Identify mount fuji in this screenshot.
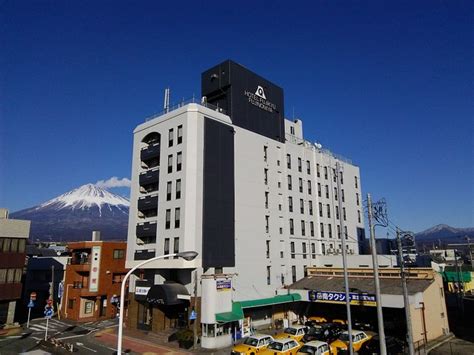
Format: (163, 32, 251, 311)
(10, 184, 129, 241)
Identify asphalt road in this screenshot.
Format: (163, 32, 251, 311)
(0, 317, 119, 355)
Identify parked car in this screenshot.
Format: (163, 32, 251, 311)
(330, 330, 373, 353)
(232, 334, 274, 355)
(297, 340, 335, 355)
(353, 319, 375, 331)
(358, 335, 406, 355)
(331, 319, 347, 326)
(259, 338, 302, 355)
(275, 325, 308, 342)
(305, 316, 328, 326)
(302, 323, 343, 344)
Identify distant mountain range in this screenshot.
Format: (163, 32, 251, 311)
(415, 224, 474, 247)
(10, 184, 129, 241)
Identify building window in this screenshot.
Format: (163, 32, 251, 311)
(165, 209, 171, 229)
(334, 187, 338, 201)
(279, 227, 283, 235)
(84, 300, 94, 314)
(325, 185, 329, 198)
(356, 193, 359, 206)
(355, 176, 358, 188)
(310, 221, 314, 236)
(320, 223, 325, 238)
(177, 125, 183, 144)
(301, 220, 306, 236)
(167, 181, 172, 201)
(342, 189, 345, 202)
(306, 160, 311, 174)
(302, 242, 307, 259)
(333, 168, 337, 183)
(281, 273, 285, 285)
(317, 164, 320, 178)
(0, 269, 6, 283)
(324, 166, 328, 180)
(265, 215, 270, 233)
(173, 237, 179, 255)
(289, 219, 294, 235)
(267, 266, 271, 285)
(319, 202, 323, 217)
(10, 239, 18, 253)
(287, 175, 292, 190)
(176, 152, 182, 171)
(277, 160, 280, 166)
(343, 207, 347, 221)
(327, 204, 331, 218)
(68, 299, 75, 309)
(176, 179, 181, 199)
(175, 208, 180, 228)
(292, 266, 296, 283)
(322, 243, 326, 255)
(288, 196, 293, 212)
(309, 201, 313, 215)
(265, 192, 269, 209)
(6, 269, 14, 283)
(328, 224, 333, 238)
(358, 210, 361, 223)
(318, 183, 321, 197)
(299, 178, 303, 193)
(290, 242, 295, 259)
(264, 145, 268, 162)
(300, 199, 304, 214)
(340, 172, 344, 184)
(337, 225, 341, 239)
(290, 126, 295, 135)
(168, 128, 174, 147)
(2, 238, 10, 252)
(167, 155, 173, 174)
(264, 168, 268, 185)
(298, 158, 302, 172)
(113, 249, 125, 259)
(278, 204, 282, 211)
(307, 180, 312, 195)
(311, 243, 316, 259)
(336, 206, 339, 220)
(344, 226, 348, 239)
(266, 240, 270, 259)
(164, 238, 170, 255)
(286, 154, 291, 169)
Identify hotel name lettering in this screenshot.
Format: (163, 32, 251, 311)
(243, 90, 277, 113)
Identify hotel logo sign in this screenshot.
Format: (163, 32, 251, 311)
(244, 85, 277, 113)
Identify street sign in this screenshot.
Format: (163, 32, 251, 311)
(30, 292, 37, 301)
(44, 308, 53, 319)
(189, 310, 197, 320)
(47, 299, 53, 305)
(58, 281, 64, 299)
(27, 300, 35, 308)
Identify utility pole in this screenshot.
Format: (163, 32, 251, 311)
(466, 236, 473, 265)
(50, 265, 55, 302)
(367, 193, 387, 355)
(336, 162, 353, 355)
(193, 269, 199, 349)
(396, 228, 415, 355)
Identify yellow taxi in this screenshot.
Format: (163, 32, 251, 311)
(275, 325, 308, 342)
(330, 330, 373, 352)
(297, 340, 336, 355)
(331, 319, 347, 326)
(307, 316, 327, 324)
(260, 338, 302, 355)
(231, 334, 274, 355)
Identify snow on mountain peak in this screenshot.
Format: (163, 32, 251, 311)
(38, 183, 130, 212)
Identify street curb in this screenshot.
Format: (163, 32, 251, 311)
(426, 333, 456, 353)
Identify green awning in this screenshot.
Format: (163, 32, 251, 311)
(240, 293, 302, 308)
(215, 294, 301, 323)
(216, 302, 244, 323)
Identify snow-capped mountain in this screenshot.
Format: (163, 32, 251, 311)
(415, 224, 474, 246)
(10, 184, 129, 241)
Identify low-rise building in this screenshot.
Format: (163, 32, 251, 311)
(0, 208, 30, 326)
(60, 232, 127, 322)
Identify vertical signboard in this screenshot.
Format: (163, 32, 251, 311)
(89, 246, 101, 292)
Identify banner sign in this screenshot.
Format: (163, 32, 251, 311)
(216, 279, 232, 292)
(89, 246, 101, 292)
(308, 290, 376, 307)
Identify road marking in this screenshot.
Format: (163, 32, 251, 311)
(0, 336, 22, 341)
(76, 342, 97, 353)
(56, 332, 92, 340)
(32, 336, 41, 340)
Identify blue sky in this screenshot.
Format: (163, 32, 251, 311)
(1, 1, 472, 232)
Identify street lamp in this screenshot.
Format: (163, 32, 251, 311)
(117, 251, 198, 354)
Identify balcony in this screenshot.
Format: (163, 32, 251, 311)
(134, 249, 156, 261)
(141, 143, 160, 164)
(138, 195, 158, 212)
(136, 222, 157, 238)
(139, 169, 159, 188)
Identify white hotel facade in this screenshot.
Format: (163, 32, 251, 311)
(125, 60, 365, 332)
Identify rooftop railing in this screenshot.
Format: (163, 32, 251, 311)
(145, 97, 226, 122)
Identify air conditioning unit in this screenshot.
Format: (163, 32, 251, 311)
(327, 248, 335, 255)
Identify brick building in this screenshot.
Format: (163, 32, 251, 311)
(0, 208, 30, 326)
(60, 232, 127, 322)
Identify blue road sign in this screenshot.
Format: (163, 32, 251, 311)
(27, 300, 35, 308)
(58, 281, 64, 299)
(189, 310, 197, 320)
(44, 308, 53, 319)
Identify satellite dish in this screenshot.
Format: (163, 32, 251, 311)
(315, 142, 322, 149)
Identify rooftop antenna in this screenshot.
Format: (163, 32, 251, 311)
(163, 87, 170, 113)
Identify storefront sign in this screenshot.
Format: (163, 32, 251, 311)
(89, 246, 101, 292)
(309, 290, 376, 307)
(135, 286, 151, 296)
(216, 279, 232, 291)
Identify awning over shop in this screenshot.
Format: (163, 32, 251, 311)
(146, 282, 190, 306)
(215, 294, 302, 323)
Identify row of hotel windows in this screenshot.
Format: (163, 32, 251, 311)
(0, 268, 22, 283)
(165, 208, 181, 229)
(164, 237, 180, 258)
(167, 152, 183, 174)
(288, 219, 349, 239)
(166, 179, 182, 201)
(168, 125, 183, 147)
(0, 238, 26, 253)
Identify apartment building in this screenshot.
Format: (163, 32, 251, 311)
(125, 60, 365, 332)
(0, 208, 30, 326)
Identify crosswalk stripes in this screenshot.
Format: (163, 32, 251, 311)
(28, 319, 70, 333)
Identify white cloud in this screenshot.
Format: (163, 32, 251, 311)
(95, 177, 131, 189)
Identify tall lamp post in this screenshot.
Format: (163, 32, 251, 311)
(117, 251, 198, 354)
